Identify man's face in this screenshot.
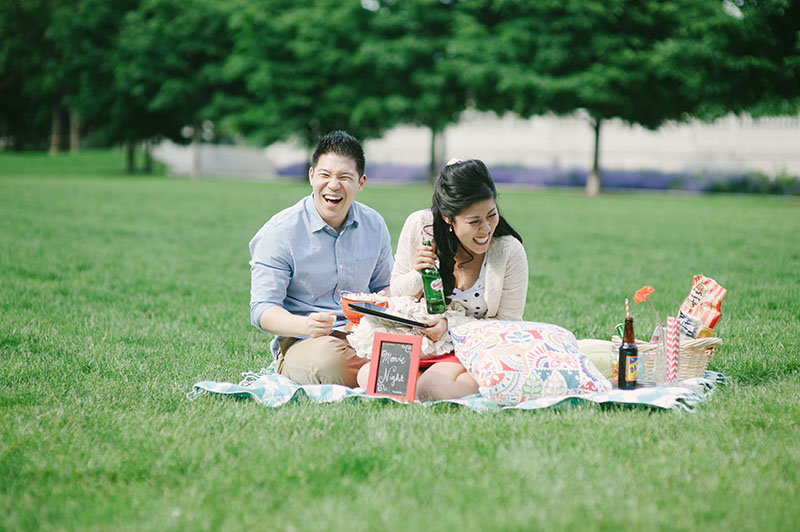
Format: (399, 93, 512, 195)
(309, 152, 366, 232)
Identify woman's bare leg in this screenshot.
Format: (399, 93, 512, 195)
(415, 362, 478, 401)
(356, 362, 372, 388)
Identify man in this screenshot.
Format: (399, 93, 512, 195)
(249, 130, 393, 386)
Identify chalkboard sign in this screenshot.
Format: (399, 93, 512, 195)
(366, 332, 422, 403)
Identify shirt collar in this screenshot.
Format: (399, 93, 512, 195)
(343, 201, 361, 230)
(305, 195, 328, 233)
(304, 194, 361, 233)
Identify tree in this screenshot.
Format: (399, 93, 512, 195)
(46, 0, 141, 154)
(113, 0, 234, 174)
(226, 0, 470, 177)
(360, 0, 469, 180)
(0, 0, 61, 151)
(653, 0, 800, 120)
(453, 0, 700, 195)
(224, 0, 391, 156)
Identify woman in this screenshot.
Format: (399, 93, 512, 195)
(357, 159, 529, 400)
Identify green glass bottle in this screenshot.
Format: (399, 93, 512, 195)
(420, 239, 446, 314)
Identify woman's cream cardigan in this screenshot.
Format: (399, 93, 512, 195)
(390, 209, 529, 327)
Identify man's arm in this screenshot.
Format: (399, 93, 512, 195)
(258, 306, 335, 338)
(250, 219, 338, 338)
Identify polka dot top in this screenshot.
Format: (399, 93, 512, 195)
(451, 257, 488, 318)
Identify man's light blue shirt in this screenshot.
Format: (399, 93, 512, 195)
(249, 194, 393, 334)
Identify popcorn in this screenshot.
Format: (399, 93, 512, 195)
(340, 291, 388, 303)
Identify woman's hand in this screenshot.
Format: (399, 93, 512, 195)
(423, 317, 448, 342)
(412, 241, 438, 273)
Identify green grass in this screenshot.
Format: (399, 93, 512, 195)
(0, 148, 166, 177)
(1, 151, 799, 531)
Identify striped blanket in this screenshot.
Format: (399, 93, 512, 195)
(189, 369, 729, 413)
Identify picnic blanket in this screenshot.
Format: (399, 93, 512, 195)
(188, 368, 729, 412)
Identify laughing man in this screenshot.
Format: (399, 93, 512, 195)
(249, 130, 394, 386)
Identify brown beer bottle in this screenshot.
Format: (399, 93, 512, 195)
(618, 316, 638, 389)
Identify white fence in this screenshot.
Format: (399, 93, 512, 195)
(157, 111, 800, 178)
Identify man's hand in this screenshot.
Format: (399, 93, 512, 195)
(413, 241, 437, 273)
(306, 312, 336, 338)
(423, 317, 448, 342)
(259, 306, 337, 338)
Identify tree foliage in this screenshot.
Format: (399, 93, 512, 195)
(1, 0, 797, 187)
(0, 0, 60, 149)
(113, 0, 233, 143)
(47, 0, 140, 145)
(224, 0, 385, 148)
(654, 0, 800, 119)
(453, 0, 708, 193)
(360, 0, 470, 178)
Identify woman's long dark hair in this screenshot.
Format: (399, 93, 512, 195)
(429, 159, 523, 300)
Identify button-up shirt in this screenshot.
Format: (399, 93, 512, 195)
(249, 194, 393, 333)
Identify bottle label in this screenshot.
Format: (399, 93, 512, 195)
(625, 355, 638, 381)
(430, 278, 443, 291)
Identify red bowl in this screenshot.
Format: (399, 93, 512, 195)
(341, 293, 388, 324)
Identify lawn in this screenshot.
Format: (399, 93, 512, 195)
(1, 151, 799, 531)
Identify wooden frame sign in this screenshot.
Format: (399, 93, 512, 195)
(366, 332, 422, 403)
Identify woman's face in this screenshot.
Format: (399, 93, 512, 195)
(446, 198, 499, 256)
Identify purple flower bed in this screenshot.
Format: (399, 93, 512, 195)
(277, 162, 429, 182)
(278, 162, 796, 194)
(484, 166, 729, 192)
(276, 162, 309, 177)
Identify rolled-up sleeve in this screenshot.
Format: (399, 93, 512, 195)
(496, 239, 528, 321)
(249, 224, 292, 331)
(390, 210, 428, 297)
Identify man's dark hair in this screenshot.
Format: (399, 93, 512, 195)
(311, 130, 366, 176)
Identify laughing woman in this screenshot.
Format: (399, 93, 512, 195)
(357, 158, 528, 400)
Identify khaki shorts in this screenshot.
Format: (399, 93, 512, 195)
(276, 331, 366, 387)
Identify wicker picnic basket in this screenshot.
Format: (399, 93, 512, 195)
(612, 336, 722, 381)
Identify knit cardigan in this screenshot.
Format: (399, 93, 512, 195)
(390, 209, 529, 326)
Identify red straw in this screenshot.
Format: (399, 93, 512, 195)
(625, 298, 630, 319)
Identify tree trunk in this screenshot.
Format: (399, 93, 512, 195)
(429, 128, 437, 183)
(69, 108, 80, 153)
(586, 118, 602, 196)
(0, 120, 8, 152)
(125, 140, 136, 174)
(190, 124, 202, 178)
(428, 126, 446, 183)
(49, 102, 61, 156)
(143, 139, 153, 174)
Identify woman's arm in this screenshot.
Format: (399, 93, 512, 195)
(494, 240, 529, 321)
(390, 210, 430, 297)
(443, 239, 529, 331)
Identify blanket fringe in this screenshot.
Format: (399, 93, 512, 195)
(186, 388, 207, 401)
(668, 371, 729, 411)
(674, 394, 702, 412)
(238, 367, 274, 387)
